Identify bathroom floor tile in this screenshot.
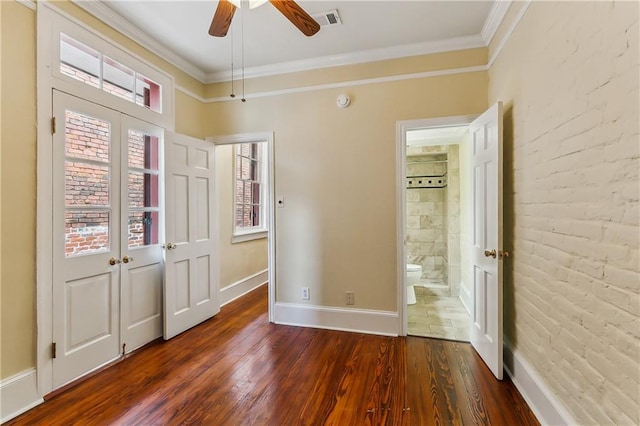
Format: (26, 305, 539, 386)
(408, 294, 470, 342)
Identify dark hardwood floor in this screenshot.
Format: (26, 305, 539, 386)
(7, 285, 539, 425)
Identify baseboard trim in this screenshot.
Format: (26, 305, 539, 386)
(0, 368, 43, 423)
(273, 302, 399, 336)
(503, 342, 575, 426)
(220, 269, 268, 307)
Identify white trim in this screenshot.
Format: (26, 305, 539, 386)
(504, 342, 575, 426)
(183, 65, 487, 104)
(70, 0, 207, 83)
(220, 269, 268, 307)
(175, 85, 206, 103)
(273, 303, 399, 337)
(487, 0, 532, 68)
(206, 35, 485, 83)
(481, 0, 512, 45)
(231, 230, 267, 244)
(0, 369, 43, 423)
(15, 0, 36, 10)
(207, 132, 276, 323)
(232, 141, 268, 239)
(396, 115, 478, 336)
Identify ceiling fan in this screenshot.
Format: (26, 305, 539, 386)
(209, 0, 321, 38)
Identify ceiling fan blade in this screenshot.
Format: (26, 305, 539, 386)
(209, 0, 237, 37)
(269, 0, 320, 37)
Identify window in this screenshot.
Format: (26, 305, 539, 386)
(60, 33, 162, 113)
(233, 142, 267, 241)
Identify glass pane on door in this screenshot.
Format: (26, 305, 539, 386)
(127, 129, 160, 248)
(64, 109, 113, 257)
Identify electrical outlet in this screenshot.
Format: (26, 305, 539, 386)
(301, 287, 310, 300)
(345, 291, 355, 305)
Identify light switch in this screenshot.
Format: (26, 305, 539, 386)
(276, 196, 285, 208)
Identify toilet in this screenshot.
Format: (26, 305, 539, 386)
(406, 263, 422, 305)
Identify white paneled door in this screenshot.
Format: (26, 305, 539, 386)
(120, 116, 164, 353)
(469, 102, 505, 380)
(164, 132, 219, 340)
(52, 91, 164, 388)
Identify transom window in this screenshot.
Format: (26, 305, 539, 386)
(60, 33, 162, 113)
(234, 142, 267, 241)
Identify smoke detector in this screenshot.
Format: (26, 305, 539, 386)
(312, 9, 342, 27)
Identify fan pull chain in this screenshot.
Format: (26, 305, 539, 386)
(240, 1, 246, 103)
(230, 28, 235, 98)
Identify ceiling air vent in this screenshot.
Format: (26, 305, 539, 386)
(312, 9, 342, 27)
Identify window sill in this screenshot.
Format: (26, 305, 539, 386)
(232, 230, 267, 244)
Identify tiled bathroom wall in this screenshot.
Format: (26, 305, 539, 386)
(406, 145, 461, 295)
(446, 145, 461, 296)
(406, 150, 447, 284)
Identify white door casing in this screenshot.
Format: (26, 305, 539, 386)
(52, 91, 122, 388)
(120, 116, 164, 353)
(469, 102, 504, 380)
(164, 132, 219, 339)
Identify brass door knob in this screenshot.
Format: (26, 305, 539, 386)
(165, 242, 177, 250)
(109, 257, 121, 266)
(122, 255, 134, 264)
(484, 249, 497, 258)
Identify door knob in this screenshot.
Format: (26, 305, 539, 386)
(499, 250, 510, 259)
(122, 255, 134, 264)
(164, 242, 177, 250)
(109, 257, 121, 266)
(484, 249, 497, 258)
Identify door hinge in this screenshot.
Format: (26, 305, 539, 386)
(51, 342, 57, 359)
(51, 116, 56, 135)
(122, 343, 126, 355)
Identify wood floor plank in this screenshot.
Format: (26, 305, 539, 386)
(7, 285, 539, 426)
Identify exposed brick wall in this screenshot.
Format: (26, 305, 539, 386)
(489, 2, 639, 424)
(64, 112, 152, 255)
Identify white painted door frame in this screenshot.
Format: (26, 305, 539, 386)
(207, 132, 275, 322)
(395, 115, 478, 336)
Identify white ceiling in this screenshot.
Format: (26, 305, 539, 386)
(90, 0, 497, 83)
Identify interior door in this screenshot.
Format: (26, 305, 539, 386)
(164, 131, 219, 339)
(52, 90, 122, 388)
(120, 116, 164, 353)
(469, 102, 504, 380)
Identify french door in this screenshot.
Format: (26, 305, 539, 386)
(52, 91, 163, 388)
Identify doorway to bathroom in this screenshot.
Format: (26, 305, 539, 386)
(398, 117, 474, 342)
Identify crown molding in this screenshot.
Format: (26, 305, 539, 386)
(205, 34, 485, 83)
(71, 0, 208, 83)
(70, 1, 511, 86)
(481, 0, 512, 45)
(487, 0, 531, 68)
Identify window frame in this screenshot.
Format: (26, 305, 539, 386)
(232, 141, 268, 243)
(48, 7, 174, 130)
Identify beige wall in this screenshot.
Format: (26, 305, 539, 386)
(214, 144, 268, 288)
(489, 2, 639, 424)
(0, 0, 207, 380)
(1, 0, 37, 378)
(205, 53, 488, 310)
